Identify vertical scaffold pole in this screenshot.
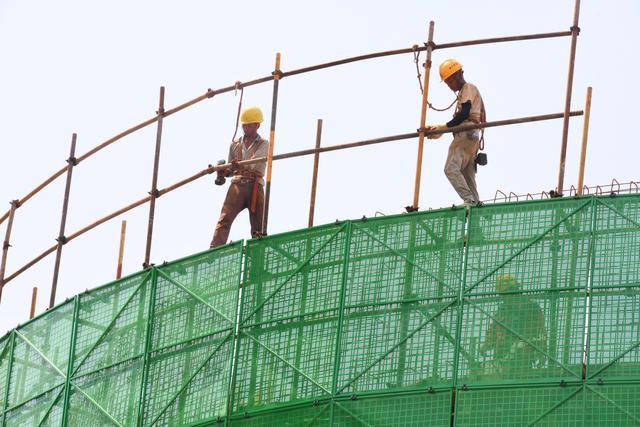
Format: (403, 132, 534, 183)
(261, 52, 281, 236)
(411, 21, 435, 211)
(144, 86, 165, 268)
(117, 220, 127, 279)
(576, 86, 592, 195)
(29, 287, 38, 319)
(49, 133, 77, 309)
(308, 119, 323, 227)
(0, 200, 18, 303)
(556, 0, 581, 195)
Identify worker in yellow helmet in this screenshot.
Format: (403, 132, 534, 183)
(427, 59, 486, 206)
(210, 106, 269, 247)
(480, 274, 547, 376)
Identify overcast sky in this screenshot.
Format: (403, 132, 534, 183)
(0, 0, 638, 335)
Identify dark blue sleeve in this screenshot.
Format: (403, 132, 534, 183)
(446, 101, 471, 127)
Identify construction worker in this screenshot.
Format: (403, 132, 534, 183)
(210, 106, 269, 248)
(480, 274, 547, 376)
(427, 59, 485, 206)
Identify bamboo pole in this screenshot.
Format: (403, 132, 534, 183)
(116, 220, 127, 279)
(0, 29, 574, 228)
(556, 0, 581, 195)
(261, 53, 281, 236)
(29, 287, 38, 319)
(308, 119, 323, 227)
(1, 110, 583, 288)
(0, 200, 18, 303)
(576, 87, 592, 195)
(49, 133, 78, 309)
(281, 31, 572, 78)
(411, 21, 435, 211)
(144, 87, 165, 268)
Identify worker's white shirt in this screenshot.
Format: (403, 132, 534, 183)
(228, 134, 269, 185)
(457, 83, 484, 125)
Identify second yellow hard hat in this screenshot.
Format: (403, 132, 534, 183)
(240, 106, 264, 124)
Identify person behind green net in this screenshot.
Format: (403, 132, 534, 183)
(479, 274, 547, 377)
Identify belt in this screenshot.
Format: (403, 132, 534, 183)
(233, 173, 262, 214)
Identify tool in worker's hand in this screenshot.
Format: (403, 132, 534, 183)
(214, 159, 227, 186)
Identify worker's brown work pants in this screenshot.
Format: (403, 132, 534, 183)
(210, 180, 264, 248)
(444, 131, 481, 204)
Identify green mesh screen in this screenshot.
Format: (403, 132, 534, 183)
(2, 195, 640, 426)
(1, 242, 243, 426)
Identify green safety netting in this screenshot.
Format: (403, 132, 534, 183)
(1, 195, 640, 426)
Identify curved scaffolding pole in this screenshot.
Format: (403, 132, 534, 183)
(0, 110, 583, 290)
(0, 29, 575, 227)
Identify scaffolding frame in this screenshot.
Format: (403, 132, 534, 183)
(0, 1, 589, 309)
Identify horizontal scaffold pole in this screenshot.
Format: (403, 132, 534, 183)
(0, 28, 573, 227)
(1, 109, 582, 288)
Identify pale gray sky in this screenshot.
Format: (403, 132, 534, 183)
(0, 0, 638, 334)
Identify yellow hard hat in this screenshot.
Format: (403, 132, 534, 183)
(439, 59, 463, 81)
(496, 274, 517, 292)
(240, 106, 264, 124)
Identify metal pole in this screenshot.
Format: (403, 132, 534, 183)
(261, 53, 281, 235)
(144, 86, 165, 268)
(411, 21, 435, 211)
(576, 86, 592, 195)
(117, 220, 127, 279)
(556, 0, 581, 195)
(308, 119, 323, 227)
(0, 110, 584, 289)
(49, 133, 77, 309)
(0, 200, 18, 303)
(29, 286, 38, 319)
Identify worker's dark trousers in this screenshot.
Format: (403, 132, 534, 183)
(210, 180, 264, 248)
(444, 131, 481, 204)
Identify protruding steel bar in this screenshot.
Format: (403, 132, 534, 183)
(0, 29, 574, 228)
(411, 21, 435, 211)
(144, 86, 165, 268)
(29, 287, 38, 319)
(0, 200, 18, 302)
(49, 133, 78, 308)
(556, 0, 581, 195)
(577, 86, 592, 195)
(308, 119, 323, 227)
(117, 220, 127, 279)
(2, 110, 583, 289)
(261, 53, 281, 235)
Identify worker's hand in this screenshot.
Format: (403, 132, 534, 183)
(230, 159, 239, 170)
(426, 124, 447, 139)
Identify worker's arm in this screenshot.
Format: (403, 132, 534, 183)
(446, 100, 471, 127)
(425, 101, 471, 139)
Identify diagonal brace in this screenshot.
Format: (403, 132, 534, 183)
(241, 224, 346, 325)
(157, 269, 234, 325)
(337, 299, 457, 394)
(465, 200, 591, 294)
(241, 329, 332, 395)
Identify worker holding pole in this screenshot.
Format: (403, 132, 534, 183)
(210, 106, 269, 248)
(427, 59, 486, 206)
